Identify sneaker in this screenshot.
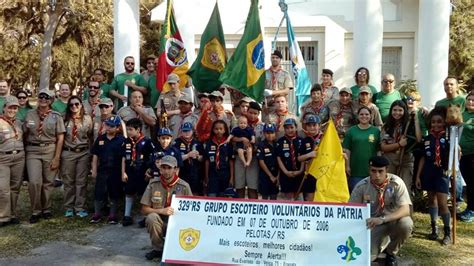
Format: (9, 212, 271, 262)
(42, 212, 53, 219)
(107, 215, 118, 225)
(460, 210, 474, 222)
(29, 214, 41, 224)
(90, 214, 101, 224)
(64, 210, 74, 218)
(385, 253, 398, 266)
(145, 249, 162, 260)
(138, 218, 146, 228)
(442, 235, 451, 245)
(76, 210, 89, 218)
(122, 216, 133, 226)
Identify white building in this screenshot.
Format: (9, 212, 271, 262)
(114, 0, 451, 108)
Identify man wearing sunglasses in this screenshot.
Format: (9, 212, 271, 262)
(109, 56, 148, 110)
(373, 73, 401, 122)
(83, 81, 102, 119)
(0, 80, 11, 114)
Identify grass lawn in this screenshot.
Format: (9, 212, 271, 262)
(1, 186, 473, 264)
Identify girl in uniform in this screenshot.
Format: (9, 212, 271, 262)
(256, 123, 279, 200)
(61, 96, 93, 218)
(24, 90, 66, 223)
(204, 120, 234, 197)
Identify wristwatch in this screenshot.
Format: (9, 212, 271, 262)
(379, 215, 386, 224)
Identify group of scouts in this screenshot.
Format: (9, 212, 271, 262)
(0, 51, 473, 263)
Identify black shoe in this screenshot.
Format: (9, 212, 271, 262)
(42, 212, 53, 219)
(122, 216, 133, 226)
(29, 214, 41, 224)
(9, 217, 20, 225)
(0, 221, 9, 227)
(53, 179, 63, 188)
(145, 249, 162, 260)
(385, 253, 398, 266)
(138, 218, 146, 228)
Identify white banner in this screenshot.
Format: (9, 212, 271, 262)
(163, 196, 370, 265)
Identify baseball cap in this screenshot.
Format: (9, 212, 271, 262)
(303, 114, 321, 124)
(167, 73, 180, 84)
(104, 115, 122, 127)
(209, 91, 224, 99)
(359, 86, 371, 94)
(178, 94, 193, 104)
(38, 89, 55, 98)
(283, 118, 297, 127)
(263, 123, 276, 133)
(369, 156, 390, 167)
(197, 92, 209, 99)
(157, 127, 173, 137)
(181, 122, 193, 132)
(4, 96, 19, 107)
(339, 87, 352, 95)
(223, 187, 238, 198)
(160, 155, 178, 168)
(100, 97, 113, 106)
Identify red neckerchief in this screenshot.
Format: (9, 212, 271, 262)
(393, 122, 402, 145)
(160, 174, 180, 207)
(71, 115, 81, 142)
(336, 103, 350, 126)
(370, 177, 390, 215)
(430, 129, 446, 167)
(0, 116, 18, 139)
(285, 134, 298, 169)
(276, 109, 289, 129)
(309, 132, 323, 146)
(247, 115, 260, 128)
(130, 132, 145, 161)
(37, 109, 52, 137)
(270, 66, 282, 89)
(310, 100, 324, 114)
(180, 136, 194, 165)
(89, 97, 100, 118)
(211, 136, 226, 169)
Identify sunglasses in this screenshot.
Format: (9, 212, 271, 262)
(357, 72, 367, 75)
(17, 96, 27, 100)
(125, 62, 135, 65)
(89, 85, 99, 89)
(383, 80, 394, 84)
(38, 94, 50, 100)
(99, 104, 111, 109)
(69, 102, 81, 107)
(406, 96, 416, 102)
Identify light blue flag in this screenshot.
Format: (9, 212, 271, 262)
(286, 12, 311, 115)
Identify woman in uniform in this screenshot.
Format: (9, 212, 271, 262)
(61, 96, 93, 218)
(24, 90, 66, 223)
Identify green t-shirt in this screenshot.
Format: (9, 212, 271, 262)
(0, 96, 5, 114)
(83, 83, 111, 101)
(16, 106, 32, 122)
(435, 95, 466, 112)
(373, 90, 402, 122)
(110, 72, 148, 109)
(51, 99, 68, 116)
(417, 109, 428, 137)
(148, 74, 160, 109)
(343, 125, 381, 177)
(460, 111, 474, 155)
(350, 84, 378, 100)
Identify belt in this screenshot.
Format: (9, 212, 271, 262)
(27, 142, 53, 147)
(0, 150, 22, 155)
(63, 147, 89, 152)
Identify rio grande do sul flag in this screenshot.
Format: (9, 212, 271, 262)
(156, 0, 189, 93)
(219, 0, 265, 102)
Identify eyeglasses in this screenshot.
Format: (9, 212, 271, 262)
(89, 85, 99, 89)
(406, 96, 416, 102)
(69, 102, 81, 107)
(357, 72, 367, 76)
(383, 80, 395, 84)
(17, 96, 27, 100)
(99, 104, 111, 109)
(125, 62, 135, 65)
(38, 94, 50, 100)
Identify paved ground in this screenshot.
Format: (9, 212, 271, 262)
(0, 225, 159, 265)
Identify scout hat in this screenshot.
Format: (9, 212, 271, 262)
(369, 156, 390, 167)
(263, 123, 276, 133)
(197, 92, 209, 99)
(4, 96, 19, 107)
(157, 127, 173, 137)
(38, 89, 55, 98)
(303, 114, 321, 124)
(209, 91, 224, 99)
(181, 122, 193, 132)
(178, 94, 193, 104)
(100, 97, 114, 106)
(339, 87, 352, 95)
(283, 118, 297, 127)
(359, 86, 372, 94)
(160, 155, 178, 168)
(322, 69, 334, 76)
(167, 73, 180, 84)
(104, 115, 121, 127)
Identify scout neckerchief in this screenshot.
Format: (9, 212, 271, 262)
(276, 109, 289, 130)
(336, 103, 350, 127)
(0, 116, 18, 139)
(270, 66, 282, 90)
(393, 122, 402, 148)
(310, 100, 324, 115)
(370, 177, 390, 215)
(285, 134, 298, 170)
(70, 115, 81, 142)
(247, 115, 260, 128)
(130, 132, 145, 161)
(310, 131, 323, 147)
(211, 135, 226, 169)
(98, 115, 111, 140)
(89, 97, 100, 118)
(160, 174, 180, 207)
(430, 129, 446, 167)
(180, 136, 194, 165)
(37, 109, 52, 137)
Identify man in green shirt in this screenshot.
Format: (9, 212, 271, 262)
(141, 55, 157, 107)
(83, 68, 112, 100)
(435, 77, 465, 111)
(0, 80, 10, 114)
(109, 56, 149, 110)
(51, 83, 72, 116)
(373, 73, 401, 122)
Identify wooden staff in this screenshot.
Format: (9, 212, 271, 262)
(396, 112, 415, 176)
(294, 172, 307, 201)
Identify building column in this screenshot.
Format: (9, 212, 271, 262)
(113, 0, 140, 75)
(417, 0, 450, 108)
(353, 0, 383, 89)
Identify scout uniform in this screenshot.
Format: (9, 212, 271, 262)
(299, 100, 329, 124)
(327, 96, 357, 140)
(204, 136, 234, 196)
(208, 91, 236, 129)
(141, 156, 192, 254)
(419, 132, 450, 194)
(275, 119, 303, 193)
(256, 124, 279, 198)
(0, 96, 25, 225)
(264, 67, 293, 108)
(153, 128, 183, 168)
(61, 114, 93, 216)
(298, 115, 323, 194)
(83, 97, 101, 120)
(349, 157, 413, 261)
(156, 73, 185, 120)
(168, 94, 199, 139)
(123, 133, 155, 196)
(117, 105, 157, 137)
(353, 86, 383, 127)
(24, 90, 66, 218)
(173, 123, 204, 195)
(265, 110, 299, 139)
(321, 69, 340, 103)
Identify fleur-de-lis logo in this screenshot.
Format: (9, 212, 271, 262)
(337, 236, 362, 262)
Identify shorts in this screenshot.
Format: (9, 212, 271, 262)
(302, 174, 317, 193)
(234, 158, 259, 190)
(258, 172, 279, 196)
(280, 173, 303, 193)
(124, 170, 147, 196)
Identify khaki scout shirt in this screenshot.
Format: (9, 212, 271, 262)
(169, 112, 199, 139)
(64, 115, 93, 149)
(264, 110, 299, 138)
(117, 106, 157, 137)
(140, 177, 192, 210)
(0, 118, 24, 152)
(349, 174, 412, 217)
(327, 100, 357, 140)
(83, 98, 101, 119)
(24, 110, 66, 144)
(156, 91, 186, 113)
(264, 68, 293, 104)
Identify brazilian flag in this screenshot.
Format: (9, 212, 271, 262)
(188, 2, 226, 93)
(219, 0, 265, 102)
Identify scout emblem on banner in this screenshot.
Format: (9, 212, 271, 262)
(179, 228, 200, 251)
(337, 236, 363, 262)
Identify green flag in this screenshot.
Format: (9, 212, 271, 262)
(219, 0, 265, 102)
(188, 2, 226, 93)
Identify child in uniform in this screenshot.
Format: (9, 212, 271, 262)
(204, 120, 234, 197)
(153, 128, 183, 170)
(256, 123, 279, 200)
(276, 118, 304, 200)
(90, 115, 126, 224)
(121, 118, 155, 226)
(227, 116, 255, 167)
